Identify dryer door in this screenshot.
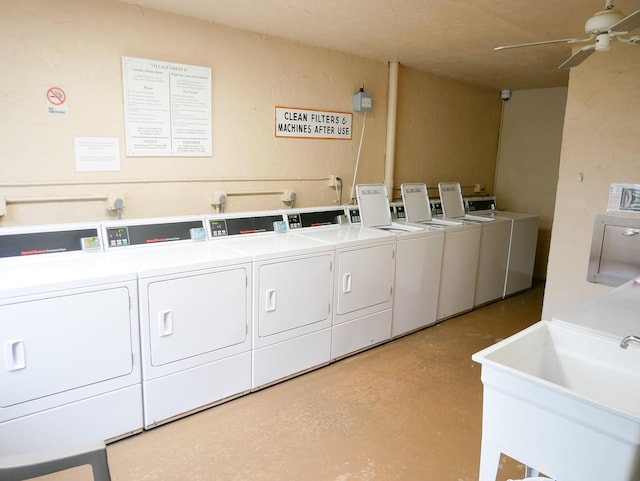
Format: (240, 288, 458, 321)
(146, 267, 249, 367)
(335, 243, 394, 315)
(0, 285, 133, 411)
(257, 254, 332, 337)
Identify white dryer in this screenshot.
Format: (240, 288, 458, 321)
(438, 182, 512, 307)
(400, 183, 482, 321)
(466, 196, 539, 297)
(206, 211, 334, 390)
(286, 206, 397, 359)
(355, 184, 446, 336)
(103, 216, 252, 428)
(0, 223, 142, 455)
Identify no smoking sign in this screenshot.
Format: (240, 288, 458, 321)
(46, 86, 68, 115)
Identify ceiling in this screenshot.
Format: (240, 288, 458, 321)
(118, 0, 639, 90)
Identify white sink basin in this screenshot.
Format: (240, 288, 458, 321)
(473, 320, 640, 481)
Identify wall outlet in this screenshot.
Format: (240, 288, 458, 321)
(328, 175, 339, 188)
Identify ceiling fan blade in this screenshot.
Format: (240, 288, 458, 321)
(494, 38, 582, 51)
(610, 9, 640, 33)
(558, 44, 596, 69)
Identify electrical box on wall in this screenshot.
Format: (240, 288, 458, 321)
(352, 89, 373, 112)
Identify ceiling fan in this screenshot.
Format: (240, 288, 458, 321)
(495, 0, 640, 69)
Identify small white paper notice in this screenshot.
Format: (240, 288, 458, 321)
(74, 137, 121, 172)
(608, 183, 640, 213)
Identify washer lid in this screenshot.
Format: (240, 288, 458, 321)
(401, 183, 433, 222)
(438, 182, 466, 218)
(356, 184, 392, 227)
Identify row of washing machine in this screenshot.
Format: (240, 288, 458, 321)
(0, 182, 538, 455)
(392, 183, 540, 300)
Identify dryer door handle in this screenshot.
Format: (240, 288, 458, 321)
(4, 339, 26, 371)
(159, 310, 173, 336)
(265, 289, 277, 312)
(343, 273, 352, 293)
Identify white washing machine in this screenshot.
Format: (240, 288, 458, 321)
(206, 211, 334, 390)
(285, 206, 397, 359)
(102, 216, 253, 428)
(355, 184, 446, 336)
(466, 196, 539, 297)
(438, 182, 512, 307)
(0, 223, 142, 455)
(400, 183, 482, 321)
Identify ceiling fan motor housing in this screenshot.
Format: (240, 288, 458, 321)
(585, 9, 625, 34)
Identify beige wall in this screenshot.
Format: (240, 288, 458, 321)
(542, 43, 640, 319)
(0, 0, 391, 225)
(495, 87, 567, 279)
(394, 66, 501, 201)
(0, 3, 502, 226)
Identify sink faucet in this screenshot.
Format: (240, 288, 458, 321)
(620, 335, 640, 349)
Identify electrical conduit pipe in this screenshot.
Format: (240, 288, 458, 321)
(384, 61, 399, 201)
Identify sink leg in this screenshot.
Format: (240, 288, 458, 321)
(478, 444, 501, 481)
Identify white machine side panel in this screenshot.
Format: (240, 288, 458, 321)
(474, 221, 512, 306)
(437, 228, 481, 320)
(336, 243, 394, 315)
(0, 287, 133, 407)
(505, 218, 539, 296)
(393, 235, 444, 336)
(258, 254, 331, 337)
(146, 267, 249, 367)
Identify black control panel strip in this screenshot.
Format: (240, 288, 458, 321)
(0, 229, 99, 258)
(210, 215, 283, 237)
(106, 220, 204, 247)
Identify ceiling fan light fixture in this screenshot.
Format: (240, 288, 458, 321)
(595, 33, 611, 50)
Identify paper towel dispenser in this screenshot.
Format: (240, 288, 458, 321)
(587, 214, 640, 286)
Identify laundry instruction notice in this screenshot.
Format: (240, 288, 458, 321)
(122, 56, 212, 157)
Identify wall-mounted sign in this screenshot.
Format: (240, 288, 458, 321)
(46, 86, 68, 115)
(74, 137, 120, 172)
(275, 107, 352, 140)
(122, 56, 212, 157)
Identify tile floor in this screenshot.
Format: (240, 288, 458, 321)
(53, 283, 545, 481)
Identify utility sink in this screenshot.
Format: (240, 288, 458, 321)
(473, 320, 640, 481)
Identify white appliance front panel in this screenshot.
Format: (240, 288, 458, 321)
(437, 227, 481, 320)
(505, 216, 539, 296)
(466, 210, 539, 297)
(145, 266, 250, 367)
(474, 219, 512, 306)
(143, 351, 251, 428)
(0, 386, 142, 455)
(0, 286, 134, 409)
(252, 328, 331, 389)
(335, 243, 394, 316)
(257, 254, 332, 338)
(393, 233, 445, 336)
(331, 309, 392, 360)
